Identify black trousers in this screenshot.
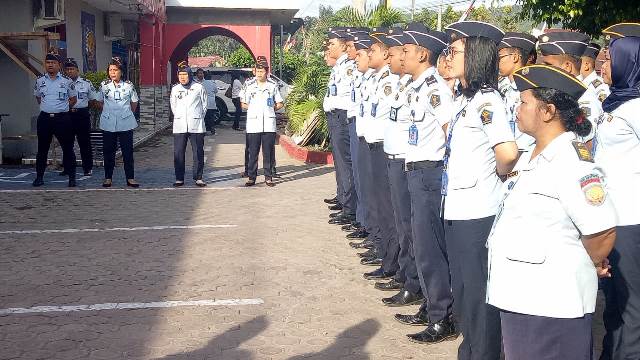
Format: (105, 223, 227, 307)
(387, 157, 419, 293)
(246, 132, 275, 180)
(244, 133, 249, 174)
(407, 165, 452, 321)
(502, 311, 593, 360)
(173, 132, 205, 181)
(70, 108, 92, 173)
(103, 130, 134, 180)
(35, 112, 76, 178)
(445, 216, 501, 360)
(232, 97, 242, 129)
(368, 145, 399, 274)
(327, 111, 344, 205)
(204, 109, 218, 131)
(601, 224, 640, 360)
(330, 110, 356, 215)
(358, 138, 379, 239)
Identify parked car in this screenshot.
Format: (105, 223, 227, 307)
(196, 67, 291, 119)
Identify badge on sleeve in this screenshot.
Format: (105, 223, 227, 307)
(408, 124, 418, 145)
(430, 94, 441, 108)
(598, 93, 607, 102)
(347, 68, 353, 76)
(580, 174, 606, 206)
(592, 79, 602, 88)
(384, 85, 392, 97)
(572, 141, 594, 162)
(481, 109, 493, 125)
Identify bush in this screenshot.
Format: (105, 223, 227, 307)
(226, 47, 254, 68)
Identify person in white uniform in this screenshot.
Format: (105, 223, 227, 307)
(194, 68, 218, 135)
(538, 31, 603, 144)
(442, 21, 519, 360)
(579, 42, 610, 103)
(170, 62, 208, 187)
(487, 64, 617, 360)
(240, 60, 283, 187)
(597, 22, 640, 360)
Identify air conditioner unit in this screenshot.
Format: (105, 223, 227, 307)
(33, 0, 65, 28)
(105, 13, 125, 40)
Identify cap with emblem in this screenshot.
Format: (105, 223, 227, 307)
(353, 34, 374, 50)
(582, 42, 601, 59)
(537, 31, 590, 57)
(176, 60, 190, 74)
(345, 27, 369, 41)
(64, 57, 79, 68)
(378, 26, 405, 47)
(603, 22, 640, 41)
(369, 27, 390, 44)
(45, 52, 62, 62)
(399, 22, 449, 55)
(328, 27, 349, 39)
(498, 32, 537, 54)
(513, 64, 587, 100)
(444, 21, 504, 44)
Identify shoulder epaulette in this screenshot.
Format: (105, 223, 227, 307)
(380, 70, 389, 79)
(572, 141, 594, 162)
(101, 79, 111, 85)
(425, 75, 437, 86)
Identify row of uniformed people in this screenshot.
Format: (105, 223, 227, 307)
(321, 21, 640, 359)
(32, 54, 140, 187)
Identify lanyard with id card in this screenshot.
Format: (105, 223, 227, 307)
(441, 98, 470, 196)
(408, 124, 418, 146)
(330, 84, 337, 96)
(114, 90, 122, 101)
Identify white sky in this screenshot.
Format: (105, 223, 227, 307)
(295, 0, 515, 17)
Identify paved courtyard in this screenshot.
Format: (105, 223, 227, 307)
(0, 125, 462, 359)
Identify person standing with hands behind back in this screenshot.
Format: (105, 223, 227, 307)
(96, 57, 140, 188)
(240, 59, 283, 187)
(170, 62, 208, 188)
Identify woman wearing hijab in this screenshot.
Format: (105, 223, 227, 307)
(170, 62, 208, 187)
(597, 22, 640, 360)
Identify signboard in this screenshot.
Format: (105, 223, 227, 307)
(81, 11, 97, 72)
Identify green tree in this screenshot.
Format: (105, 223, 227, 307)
(518, 0, 640, 36)
(271, 51, 305, 83)
(189, 36, 243, 59)
(226, 47, 254, 68)
(413, 6, 462, 29)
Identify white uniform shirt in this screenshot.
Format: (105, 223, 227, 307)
(328, 54, 356, 111)
(384, 74, 413, 156)
(347, 69, 363, 119)
(442, 88, 515, 220)
(487, 131, 617, 318)
(499, 77, 535, 150)
(593, 98, 640, 226)
(404, 67, 452, 163)
(355, 69, 375, 137)
(240, 78, 283, 134)
(96, 79, 139, 132)
(33, 72, 77, 113)
(580, 71, 610, 103)
(578, 86, 603, 142)
(71, 77, 97, 109)
(231, 79, 242, 99)
(364, 65, 398, 144)
(195, 79, 218, 110)
(323, 65, 337, 112)
(170, 82, 207, 134)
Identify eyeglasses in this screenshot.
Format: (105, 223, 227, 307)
(445, 47, 465, 58)
(498, 53, 514, 60)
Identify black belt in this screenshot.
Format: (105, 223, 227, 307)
(70, 107, 89, 113)
(40, 111, 66, 118)
(386, 153, 404, 160)
(358, 136, 366, 141)
(368, 141, 383, 150)
(405, 160, 444, 171)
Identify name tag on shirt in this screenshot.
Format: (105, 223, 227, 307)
(408, 124, 418, 146)
(267, 97, 274, 107)
(371, 103, 377, 117)
(351, 89, 356, 102)
(330, 84, 337, 96)
(114, 90, 122, 100)
(78, 92, 87, 99)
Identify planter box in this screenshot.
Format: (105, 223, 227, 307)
(278, 134, 333, 165)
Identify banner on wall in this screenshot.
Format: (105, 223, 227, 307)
(81, 11, 97, 73)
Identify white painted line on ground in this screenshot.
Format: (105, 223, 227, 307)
(0, 298, 264, 316)
(0, 187, 245, 193)
(0, 224, 237, 235)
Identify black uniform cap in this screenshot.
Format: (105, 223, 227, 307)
(537, 31, 589, 57)
(64, 58, 79, 68)
(353, 34, 374, 50)
(176, 60, 190, 73)
(378, 27, 405, 47)
(445, 21, 504, 44)
(45, 52, 62, 62)
(498, 32, 537, 54)
(603, 22, 640, 41)
(582, 42, 601, 59)
(369, 27, 390, 44)
(513, 64, 587, 100)
(327, 27, 349, 39)
(398, 22, 449, 55)
(344, 27, 369, 41)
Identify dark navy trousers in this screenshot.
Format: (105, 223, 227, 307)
(349, 120, 365, 226)
(387, 157, 419, 293)
(445, 216, 501, 360)
(329, 110, 356, 216)
(358, 137, 380, 242)
(601, 224, 640, 360)
(327, 111, 344, 206)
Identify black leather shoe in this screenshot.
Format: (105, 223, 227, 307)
(360, 257, 382, 266)
(328, 203, 343, 211)
(382, 289, 424, 307)
(358, 248, 376, 258)
(350, 240, 374, 249)
(394, 308, 429, 326)
(346, 229, 368, 239)
(363, 267, 395, 280)
(407, 316, 459, 344)
(374, 278, 404, 291)
(341, 223, 360, 232)
(68, 178, 77, 187)
(32, 178, 44, 187)
(324, 196, 338, 204)
(329, 211, 344, 219)
(328, 215, 355, 225)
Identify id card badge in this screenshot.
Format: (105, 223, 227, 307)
(441, 171, 448, 196)
(58, 92, 67, 100)
(359, 103, 364, 117)
(351, 89, 356, 102)
(408, 124, 418, 146)
(79, 92, 87, 99)
(509, 119, 515, 135)
(390, 107, 398, 122)
(267, 97, 274, 107)
(114, 90, 122, 100)
(330, 84, 337, 96)
(371, 103, 378, 117)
